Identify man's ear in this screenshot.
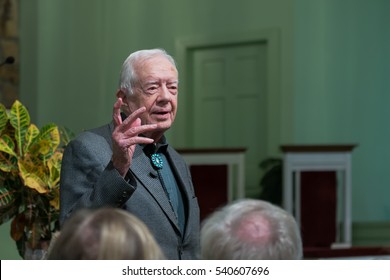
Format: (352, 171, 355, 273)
(116, 89, 131, 114)
(116, 89, 126, 99)
(117, 89, 129, 105)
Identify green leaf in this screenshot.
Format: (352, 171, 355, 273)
(37, 124, 60, 159)
(0, 134, 17, 157)
(0, 187, 18, 225)
(9, 100, 30, 157)
(0, 103, 9, 134)
(0, 186, 17, 208)
(0, 152, 15, 172)
(59, 126, 75, 147)
(23, 124, 40, 154)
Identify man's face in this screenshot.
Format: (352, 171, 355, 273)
(126, 55, 178, 134)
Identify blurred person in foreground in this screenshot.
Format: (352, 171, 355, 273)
(59, 48, 200, 259)
(48, 207, 165, 259)
(200, 198, 302, 260)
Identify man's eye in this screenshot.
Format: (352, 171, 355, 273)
(146, 86, 158, 93)
(168, 85, 178, 92)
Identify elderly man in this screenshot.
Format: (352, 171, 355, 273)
(200, 199, 302, 260)
(60, 49, 200, 260)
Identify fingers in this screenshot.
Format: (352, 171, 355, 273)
(113, 99, 146, 128)
(120, 135, 155, 147)
(124, 118, 157, 137)
(116, 106, 158, 136)
(122, 106, 147, 128)
(113, 98, 124, 126)
(112, 99, 158, 145)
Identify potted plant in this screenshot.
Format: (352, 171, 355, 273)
(0, 100, 72, 259)
(259, 157, 283, 207)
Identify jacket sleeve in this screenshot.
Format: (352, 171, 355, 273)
(59, 131, 136, 226)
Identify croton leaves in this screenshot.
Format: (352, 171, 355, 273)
(0, 187, 18, 224)
(0, 99, 69, 257)
(9, 100, 30, 157)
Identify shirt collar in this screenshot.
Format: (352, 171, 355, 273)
(142, 135, 168, 155)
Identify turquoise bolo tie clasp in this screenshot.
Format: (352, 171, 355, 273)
(151, 153, 164, 169)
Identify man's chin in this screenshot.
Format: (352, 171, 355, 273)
(157, 123, 172, 131)
(153, 118, 173, 127)
(146, 120, 170, 133)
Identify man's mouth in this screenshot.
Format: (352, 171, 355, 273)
(153, 110, 171, 119)
(153, 109, 171, 115)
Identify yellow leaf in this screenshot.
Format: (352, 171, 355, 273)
(18, 159, 48, 194)
(24, 176, 48, 194)
(49, 189, 60, 210)
(48, 151, 62, 187)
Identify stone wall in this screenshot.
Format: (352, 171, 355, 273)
(0, 0, 18, 108)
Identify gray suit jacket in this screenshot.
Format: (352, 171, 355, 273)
(59, 122, 200, 260)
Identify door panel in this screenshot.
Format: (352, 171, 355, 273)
(192, 43, 267, 195)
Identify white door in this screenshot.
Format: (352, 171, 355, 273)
(191, 43, 267, 196)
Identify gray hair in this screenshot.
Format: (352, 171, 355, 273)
(200, 199, 303, 260)
(118, 48, 177, 95)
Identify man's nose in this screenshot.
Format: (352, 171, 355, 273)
(158, 84, 172, 101)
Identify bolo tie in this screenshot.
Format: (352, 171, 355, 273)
(150, 151, 177, 218)
(151, 153, 164, 169)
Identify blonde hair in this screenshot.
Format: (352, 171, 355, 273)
(47, 207, 165, 260)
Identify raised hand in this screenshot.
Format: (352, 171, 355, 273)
(111, 98, 157, 176)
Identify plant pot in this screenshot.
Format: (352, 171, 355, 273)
(23, 240, 50, 260)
